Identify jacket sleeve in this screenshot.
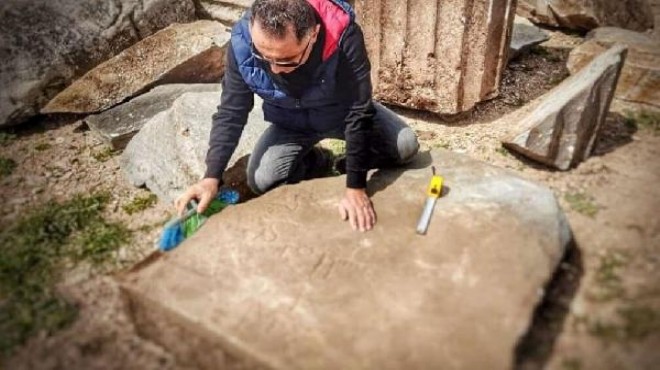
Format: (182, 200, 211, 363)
(340, 22, 376, 189)
(204, 44, 255, 180)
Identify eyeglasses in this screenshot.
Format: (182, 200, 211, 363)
(251, 36, 312, 68)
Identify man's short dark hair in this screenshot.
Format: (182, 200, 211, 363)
(250, 0, 318, 42)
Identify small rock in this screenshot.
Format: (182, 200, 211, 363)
(509, 16, 549, 60)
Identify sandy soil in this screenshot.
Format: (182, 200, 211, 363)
(1, 28, 659, 370)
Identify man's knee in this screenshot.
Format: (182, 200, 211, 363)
(396, 127, 419, 164)
(247, 147, 296, 195)
(247, 159, 280, 195)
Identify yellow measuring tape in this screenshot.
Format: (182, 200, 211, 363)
(417, 166, 443, 235)
(427, 172, 443, 198)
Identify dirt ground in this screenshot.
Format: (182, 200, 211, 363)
(1, 29, 659, 370)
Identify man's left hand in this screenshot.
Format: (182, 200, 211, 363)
(338, 188, 376, 232)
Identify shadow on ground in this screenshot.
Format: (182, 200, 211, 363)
(592, 112, 637, 157)
(514, 240, 584, 370)
(367, 150, 433, 197)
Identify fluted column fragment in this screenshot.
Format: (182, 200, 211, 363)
(355, 0, 517, 114)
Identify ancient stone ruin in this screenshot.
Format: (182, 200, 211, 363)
(354, 0, 517, 114)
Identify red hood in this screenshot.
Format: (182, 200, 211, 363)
(307, 0, 351, 61)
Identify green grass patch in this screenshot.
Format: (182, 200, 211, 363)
(319, 139, 346, 157)
(591, 250, 628, 301)
(0, 193, 131, 356)
(34, 142, 51, 151)
(92, 147, 117, 162)
(562, 358, 582, 370)
(496, 147, 511, 157)
(618, 305, 660, 340)
(0, 132, 17, 145)
(564, 191, 599, 218)
(624, 110, 660, 135)
(434, 141, 451, 150)
(122, 194, 158, 215)
(0, 157, 17, 177)
(583, 305, 660, 343)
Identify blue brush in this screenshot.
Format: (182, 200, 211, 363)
(158, 201, 198, 252)
(157, 189, 240, 252)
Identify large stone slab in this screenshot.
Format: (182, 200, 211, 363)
(120, 90, 268, 203)
(194, 0, 252, 25)
(0, 0, 196, 127)
(567, 27, 660, 114)
(509, 16, 550, 61)
(503, 45, 626, 170)
(42, 21, 230, 115)
(119, 150, 572, 370)
(517, 0, 654, 32)
(85, 84, 221, 150)
(354, 0, 516, 115)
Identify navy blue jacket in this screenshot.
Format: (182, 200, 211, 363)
(205, 0, 375, 188)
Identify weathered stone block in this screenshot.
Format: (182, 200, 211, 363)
(42, 21, 230, 115)
(509, 16, 549, 61)
(120, 89, 268, 203)
(85, 84, 222, 150)
(354, 0, 517, 114)
(567, 27, 660, 114)
(119, 150, 572, 370)
(194, 0, 253, 25)
(0, 0, 197, 127)
(503, 45, 627, 170)
(517, 0, 654, 32)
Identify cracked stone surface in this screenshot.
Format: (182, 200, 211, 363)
(119, 150, 572, 370)
(42, 20, 230, 115)
(0, 0, 196, 127)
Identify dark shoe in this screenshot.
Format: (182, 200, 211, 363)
(333, 155, 347, 175)
(304, 146, 335, 179)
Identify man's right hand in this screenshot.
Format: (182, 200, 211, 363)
(175, 178, 220, 216)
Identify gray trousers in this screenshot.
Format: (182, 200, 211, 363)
(247, 102, 419, 194)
